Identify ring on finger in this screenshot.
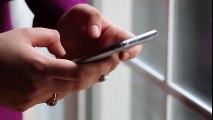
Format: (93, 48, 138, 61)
(46, 93, 57, 107)
(99, 75, 108, 82)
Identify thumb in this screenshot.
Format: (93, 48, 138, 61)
(88, 24, 101, 39)
(80, 4, 102, 38)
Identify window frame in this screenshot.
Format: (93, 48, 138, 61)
(79, 0, 212, 120)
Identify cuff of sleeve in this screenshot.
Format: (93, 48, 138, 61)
(32, 0, 88, 28)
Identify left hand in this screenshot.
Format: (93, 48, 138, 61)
(55, 4, 142, 61)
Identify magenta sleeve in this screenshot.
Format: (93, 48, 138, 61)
(25, 0, 88, 28)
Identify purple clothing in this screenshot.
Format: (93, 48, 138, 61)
(0, 2, 12, 32)
(25, 0, 88, 28)
(0, 107, 22, 120)
(0, 0, 87, 120)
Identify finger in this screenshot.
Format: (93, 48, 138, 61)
(45, 56, 120, 93)
(23, 28, 66, 56)
(46, 52, 119, 81)
(43, 55, 120, 94)
(119, 45, 143, 61)
(74, 4, 102, 38)
(81, 4, 102, 38)
(80, 55, 120, 80)
(111, 28, 143, 60)
(44, 57, 78, 80)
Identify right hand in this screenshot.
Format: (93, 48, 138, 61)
(56, 4, 142, 61)
(0, 28, 119, 111)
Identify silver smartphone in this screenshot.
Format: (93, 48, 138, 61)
(74, 30, 158, 63)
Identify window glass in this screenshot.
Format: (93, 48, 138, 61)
(169, 97, 206, 120)
(131, 72, 165, 120)
(171, 0, 212, 106)
(132, 0, 168, 75)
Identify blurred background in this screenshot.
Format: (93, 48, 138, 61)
(9, 0, 212, 120)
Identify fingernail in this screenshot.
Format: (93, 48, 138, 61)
(59, 43, 66, 56)
(121, 52, 131, 61)
(60, 46, 66, 56)
(89, 25, 101, 38)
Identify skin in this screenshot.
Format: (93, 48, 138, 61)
(56, 4, 142, 61)
(0, 4, 142, 111)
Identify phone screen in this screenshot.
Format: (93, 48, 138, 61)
(74, 30, 158, 63)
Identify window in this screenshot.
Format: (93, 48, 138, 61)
(171, 0, 212, 107)
(81, 0, 212, 120)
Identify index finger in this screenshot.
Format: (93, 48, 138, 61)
(46, 55, 120, 81)
(22, 28, 66, 56)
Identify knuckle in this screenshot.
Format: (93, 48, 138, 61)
(129, 48, 139, 59)
(106, 57, 119, 71)
(29, 57, 49, 78)
(72, 69, 85, 81)
(25, 57, 49, 92)
(51, 29, 60, 43)
(89, 10, 102, 20)
(75, 4, 90, 9)
(20, 28, 33, 38)
(20, 28, 32, 34)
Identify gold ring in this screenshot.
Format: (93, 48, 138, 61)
(46, 93, 57, 106)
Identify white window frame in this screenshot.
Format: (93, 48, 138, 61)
(79, 0, 212, 120)
(166, 0, 212, 119)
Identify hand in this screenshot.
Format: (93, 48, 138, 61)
(56, 4, 142, 61)
(0, 28, 118, 111)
